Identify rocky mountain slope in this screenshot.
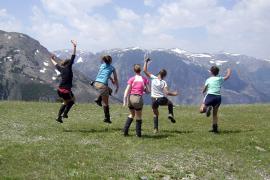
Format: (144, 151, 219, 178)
(56, 47, 270, 104)
(0, 30, 120, 103)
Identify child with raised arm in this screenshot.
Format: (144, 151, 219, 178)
(200, 66, 232, 133)
(50, 40, 77, 123)
(123, 64, 150, 137)
(143, 58, 179, 133)
(93, 55, 119, 124)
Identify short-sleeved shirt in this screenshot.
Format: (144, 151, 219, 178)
(127, 75, 149, 96)
(205, 76, 225, 95)
(55, 54, 75, 89)
(95, 63, 115, 85)
(150, 74, 168, 98)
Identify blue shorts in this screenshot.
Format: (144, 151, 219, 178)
(204, 94, 221, 107)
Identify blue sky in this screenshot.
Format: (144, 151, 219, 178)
(0, 0, 269, 59)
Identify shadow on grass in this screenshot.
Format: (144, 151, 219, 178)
(63, 128, 123, 133)
(162, 130, 194, 134)
(142, 134, 173, 139)
(219, 129, 254, 134)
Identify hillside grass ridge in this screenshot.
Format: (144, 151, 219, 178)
(0, 101, 269, 179)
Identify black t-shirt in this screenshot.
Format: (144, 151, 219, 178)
(55, 54, 75, 89)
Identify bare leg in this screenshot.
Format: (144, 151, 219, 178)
(200, 103, 207, 113)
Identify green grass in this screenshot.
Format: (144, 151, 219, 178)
(0, 101, 269, 179)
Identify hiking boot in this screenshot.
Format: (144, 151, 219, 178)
(104, 118, 112, 124)
(123, 117, 133, 136)
(209, 124, 219, 133)
(206, 106, 212, 117)
(168, 114, 176, 123)
(56, 116, 63, 123)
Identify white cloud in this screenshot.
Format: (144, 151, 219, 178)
(1, 0, 269, 58)
(0, 9, 21, 32)
(141, 0, 270, 58)
(116, 7, 140, 21)
(29, 6, 72, 50)
(41, 0, 112, 17)
(144, 0, 154, 7)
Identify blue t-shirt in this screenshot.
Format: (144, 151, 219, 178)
(95, 63, 115, 85)
(205, 76, 225, 95)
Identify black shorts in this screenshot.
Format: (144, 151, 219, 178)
(152, 97, 170, 109)
(57, 89, 74, 100)
(204, 94, 221, 107)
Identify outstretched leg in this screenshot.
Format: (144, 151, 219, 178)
(167, 100, 176, 123)
(56, 103, 66, 123)
(63, 99, 74, 118)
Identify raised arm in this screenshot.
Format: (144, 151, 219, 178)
(223, 68, 232, 81)
(71, 40, 77, 55)
(50, 55, 58, 66)
(69, 40, 77, 65)
(143, 58, 152, 78)
(112, 70, 119, 94)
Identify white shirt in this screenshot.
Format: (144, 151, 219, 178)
(150, 74, 168, 98)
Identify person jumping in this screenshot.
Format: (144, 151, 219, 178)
(200, 66, 232, 133)
(93, 55, 119, 124)
(143, 57, 179, 133)
(50, 40, 77, 123)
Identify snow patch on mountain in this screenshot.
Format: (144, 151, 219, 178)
(35, 49, 39, 55)
(43, 62, 49, 66)
(170, 48, 187, 54)
(77, 57, 83, 63)
(40, 68, 47, 73)
(223, 52, 241, 56)
(55, 69, 60, 75)
(190, 53, 212, 58)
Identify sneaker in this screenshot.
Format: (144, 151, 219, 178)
(94, 99, 102, 107)
(153, 128, 159, 134)
(206, 106, 212, 117)
(56, 116, 63, 123)
(104, 118, 112, 124)
(168, 114, 176, 123)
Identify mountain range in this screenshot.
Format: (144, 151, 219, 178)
(1, 30, 270, 104)
(55, 47, 270, 104)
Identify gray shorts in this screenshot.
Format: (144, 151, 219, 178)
(94, 82, 111, 96)
(128, 95, 143, 111)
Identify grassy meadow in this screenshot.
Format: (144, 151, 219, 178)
(0, 101, 269, 179)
